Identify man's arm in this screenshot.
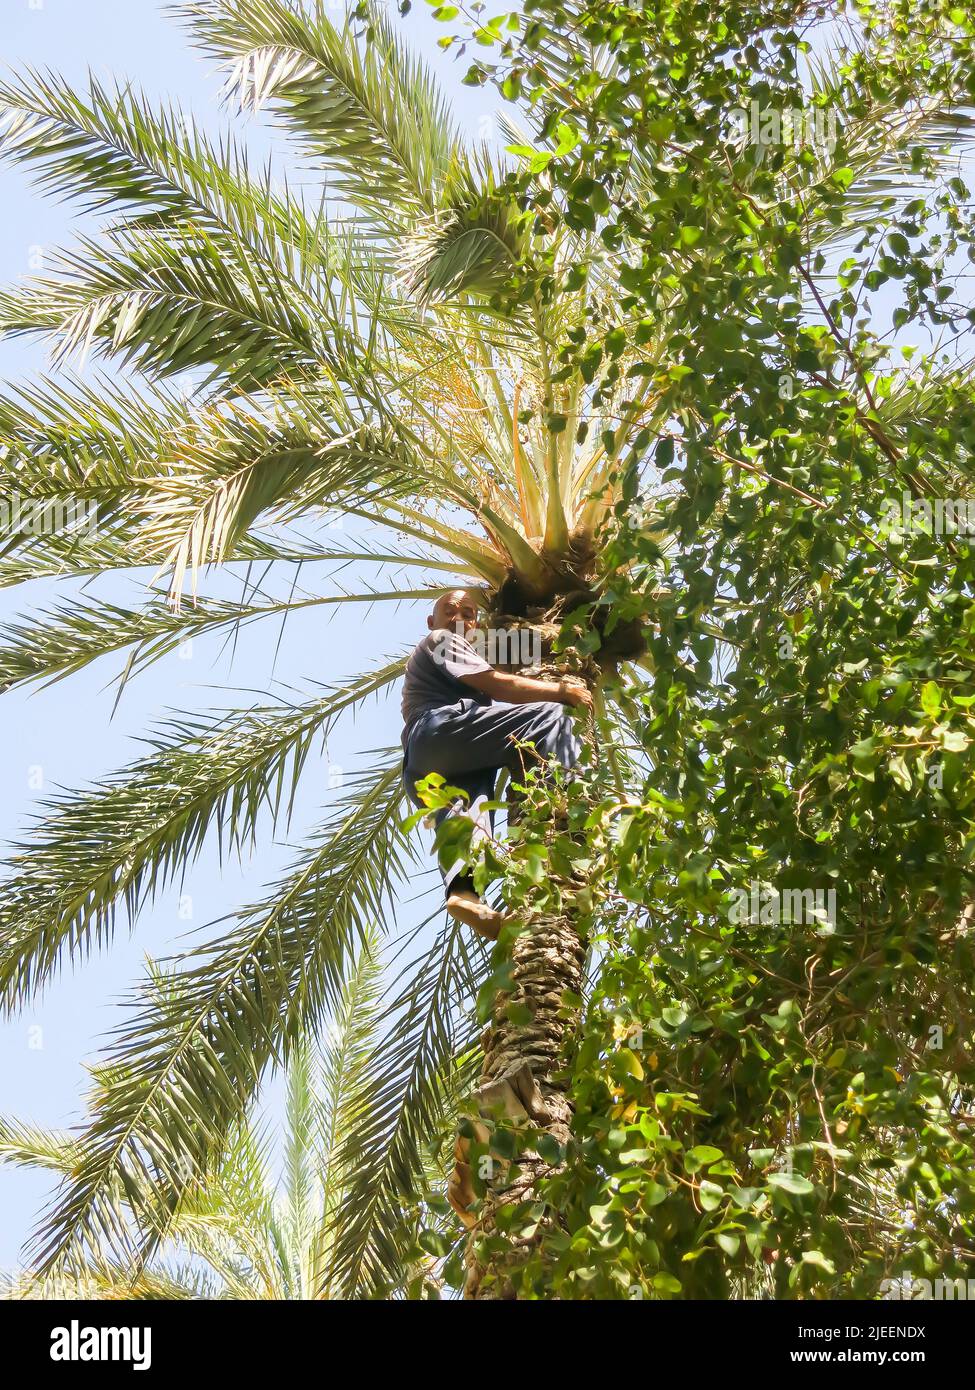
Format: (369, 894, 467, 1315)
(459, 666, 594, 710)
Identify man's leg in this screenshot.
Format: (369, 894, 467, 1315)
(430, 766, 496, 895)
(405, 699, 583, 938)
(404, 753, 504, 939)
(408, 699, 582, 783)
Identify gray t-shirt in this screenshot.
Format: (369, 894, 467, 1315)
(401, 629, 492, 744)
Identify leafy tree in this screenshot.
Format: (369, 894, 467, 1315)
(429, 0, 975, 1296)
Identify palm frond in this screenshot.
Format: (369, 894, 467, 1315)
(311, 925, 385, 1292)
(172, 0, 461, 231)
(803, 36, 975, 250)
(169, 1116, 282, 1297)
(324, 916, 484, 1298)
(0, 658, 406, 1010)
(30, 754, 414, 1272)
(0, 225, 329, 391)
(1, 1262, 203, 1300)
(0, 66, 327, 257)
(0, 585, 435, 693)
(0, 522, 371, 589)
(135, 398, 465, 599)
(402, 152, 525, 306)
(0, 1114, 81, 1174)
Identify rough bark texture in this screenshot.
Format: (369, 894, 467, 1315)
(448, 589, 603, 1297)
(463, 908, 587, 1299)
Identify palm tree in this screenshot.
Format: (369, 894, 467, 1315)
(2, 934, 451, 1299)
(0, 0, 649, 1300)
(1, 0, 971, 1300)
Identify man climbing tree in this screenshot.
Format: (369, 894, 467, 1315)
(402, 589, 593, 939)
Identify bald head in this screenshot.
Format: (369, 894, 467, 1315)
(428, 589, 479, 639)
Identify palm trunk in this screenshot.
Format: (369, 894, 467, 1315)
(459, 616, 597, 1299)
(464, 908, 587, 1298)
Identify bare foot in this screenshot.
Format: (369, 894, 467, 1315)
(446, 889, 505, 941)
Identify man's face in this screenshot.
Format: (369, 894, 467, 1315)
(429, 590, 478, 638)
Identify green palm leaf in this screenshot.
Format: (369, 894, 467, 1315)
(172, 0, 461, 230)
(323, 916, 484, 1297)
(30, 755, 412, 1272)
(0, 585, 435, 694)
(0, 660, 405, 1009)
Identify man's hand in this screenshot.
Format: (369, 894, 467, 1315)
(559, 679, 594, 712)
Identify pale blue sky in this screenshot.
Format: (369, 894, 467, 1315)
(0, 0, 498, 1271)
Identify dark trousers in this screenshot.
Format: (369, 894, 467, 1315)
(403, 697, 581, 896)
